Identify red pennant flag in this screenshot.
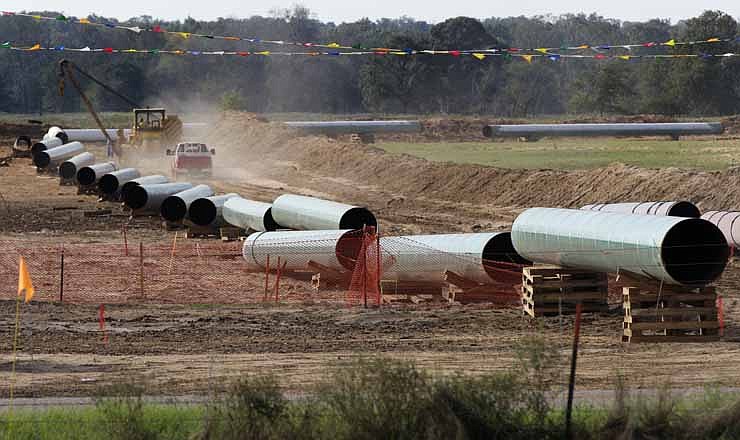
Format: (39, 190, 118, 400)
(103, 47, 113, 53)
(152, 25, 163, 33)
(238, 51, 250, 56)
(450, 50, 461, 57)
(594, 53, 606, 59)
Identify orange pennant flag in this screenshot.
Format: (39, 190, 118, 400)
(18, 257, 34, 303)
(27, 44, 41, 51)
(706, 37, 720, 42)
(522, 54, 533, 64)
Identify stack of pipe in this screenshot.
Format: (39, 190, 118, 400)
(120, 175, 170, 201)
(33, 142, 85, 169)
(59, 152, 96, 181)
(284, 120, 421, 135)
(98, 168, 141, 197)
(482, 122, 724, 139)
(160, 185, 214, 222)
(124, 182, 193, 214)
(511, 208, 729, 286)
(31, 137, 64, 156)
(188, 193, 241, 227)
(581, 201, 701, 218)
(272, 194, 376, 230)
(76, 162, 118, 187)
(222, 197, 279, 232)
(701, 211, 740, 250)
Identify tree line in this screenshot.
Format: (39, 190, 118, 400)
(0, 8, 738, 116)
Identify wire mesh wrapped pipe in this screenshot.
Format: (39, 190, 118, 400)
(124, 182, 193, 214)
(160, 184, 214, 222)
(58, 152, 95, 180)
(242, 229, 363, 272)
(222, 197, 279, 232)
(33, 142, 85, 169)
(284, 120, 421, 135)
(379, 232, 529, 284)
(188, 193, 241, 226)
(511, 208, 728, 286)
(119, 175, 170, 201)
(98, 168, 141, 195)
(76, 162, 117, 186)
(272, 194, 376, 231)
(581, 201, 700, 218)
(701, 211, 740, 250)
(482, 122, 724, 139)
(31, 137, 64, 156)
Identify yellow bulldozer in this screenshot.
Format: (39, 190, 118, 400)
(58, 60, 182, 157)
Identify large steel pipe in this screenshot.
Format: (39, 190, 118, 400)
(120, 175, 170, 201)
(59, 152, 96, 180)
(76, 162, 117, 187)
(188, 193, 241, 226)
(483, 122, 724, 139)
(284, 120, 421, 135)
(160, 184, 214, 222)
(44, 126, 68, 143)
(222, 197, 279, 232)
(242, 229, 363, 272)
(54, 128, 132, 143)
(511, 208, 729, 286)
(98, 168, 141, 195)
(33, 142, 85, 169)
(581, 201, 701, 218)
(272, 194, 377, 231)
(380, 233, 529, 284)
(124, 182, 193, 213)
(31, 137, 64, 156)
(701, 211, 740, 250)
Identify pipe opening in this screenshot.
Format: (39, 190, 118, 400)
(126, 186, 149, 210)
(15, 136, 31, 148)
(482, 126, 493, 138)
(99, 175, 119, 194)
(33, 153, 51, 168)
(59, 162, 78, 180)
(336, 230, 364, 271)
(189, 199, 217, 226)
(263, 208, 279, 231)
(31, 143, 48, 156)
(661, 219, 729, 285)
(667, 201, 701, 218)
(77, 167, 97, 186)
(56, 132, 69, 144)
(339, 207, 377, 230)
(161, 197, 188, 222)
(482, 233, 531, 280)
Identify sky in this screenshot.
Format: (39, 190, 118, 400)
(8, 1, 739, 24)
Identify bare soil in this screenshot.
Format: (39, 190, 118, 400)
(2, 115, 740, 398)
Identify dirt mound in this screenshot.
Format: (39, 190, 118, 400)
(207, 113, 740, 212)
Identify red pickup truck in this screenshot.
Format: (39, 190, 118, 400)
(166, 142, 215, 179)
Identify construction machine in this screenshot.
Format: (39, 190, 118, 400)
(57, 59, 182, 157)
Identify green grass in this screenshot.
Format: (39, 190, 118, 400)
(378, 137, 740, 170)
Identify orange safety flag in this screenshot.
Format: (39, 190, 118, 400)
(27, 44, 41, 51)
(18, 257, 34, 303)
(522, 54, 533, 64)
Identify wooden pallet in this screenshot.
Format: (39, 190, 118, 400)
(380, 280, 450, 304)
(522, 265, 608, 317)
(622, 286, 720, 343)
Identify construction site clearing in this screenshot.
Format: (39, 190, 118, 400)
(3, 112, 740, 399)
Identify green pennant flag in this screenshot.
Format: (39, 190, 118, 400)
(1, 42, 10, 48)
(352, 44, 366, 50)
(56, 14, 67, 21)
(149, 49, 160, 54)
(502, 52, 512, 60)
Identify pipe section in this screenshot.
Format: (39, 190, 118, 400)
(44, 126, 68, 143)
(124, 182, 193, 213)
(222, 197, 279, 232)
(98, 168, 141, 195)
(31, 137, 64, 156)
(33, 142, 85, 169)
(188, 193, 241, 226)
(76, 162, 117, 187)
(581, 201, 701, 218)
(701, 211, 740, 250)
(160, 184, 214, 222)
(242, 229, 363, 272)
(511, 208, 728, 286)
(272, 194, 377, 231)
(120, 175, 170, 201)
(483, 122, 724, 139)
(59, 152, 96, 180)
(380, 233, 529, 284)
(284, 120, 421, 135)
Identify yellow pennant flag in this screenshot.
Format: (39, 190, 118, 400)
(522, 54, 533, 64)
(27, 44, 41, 51)
(32, 15, 42, 20)
(618, 55, 631, 60)
(472, 53, 486, 60)
(178, 32, 191, 39)
(18, 257, 34, 303)
(256, 51, 270, 56)
(575, 44, 589, 50)
(327, 43, 341, 48)
(535, 48, 548, 54)
(664, 39, 676, 47)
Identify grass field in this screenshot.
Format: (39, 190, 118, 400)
(378, 137, 740, 170)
